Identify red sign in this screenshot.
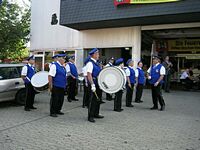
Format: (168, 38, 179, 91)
(114, 0, 130, 6)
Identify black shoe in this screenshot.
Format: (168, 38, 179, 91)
(160, 105, 165, 111)
(68, 99, 72, 102)
(150, 107, 158, 110)
(30, 106, 37, 109)
(57, 111, 64, 115)
(135, 100, 140, 103)
(99, 101, 105, 104)
(139, 100, 143, 103)
(24, 107, 30, 111)
(94, 115, 104, 119)
(72, 98, 79, 101)
(120, 109, 124, 111)
(50, 114, 58, 117)
(126, 104, 134, 107)
(88, 118, 95, 123)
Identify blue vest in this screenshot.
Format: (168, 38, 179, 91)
(68, 63, 78, 78)
(127, 66, 135, 84)
(149, 64, 164, 84)
(24, 64, 35, 84)
(90, 59, 101, 85)
(137, 68, 145, 84)
(53, 62, 67, 88)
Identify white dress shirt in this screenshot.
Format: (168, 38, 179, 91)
(82, 66, 87, 76)
(86, 58, 96, 73)
(147, 63, 166, 75)
(180, 71, 189, 79)
(125, 66, 134, 76)
(49, 61, 67, 77)
(21, 64, 34, 76)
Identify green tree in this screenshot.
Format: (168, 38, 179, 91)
(0, 0, 30, 61)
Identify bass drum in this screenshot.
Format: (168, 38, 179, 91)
(31, 71, 49, 92)
(98, 66, 126, 94)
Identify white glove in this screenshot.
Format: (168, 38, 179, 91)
(91, 84, 96, 92)
(148, 76, 151, 80)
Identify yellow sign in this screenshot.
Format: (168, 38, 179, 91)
(114, 0, 179, 6)
(130, 0, 179, 4)
(168, 39, 200, 51)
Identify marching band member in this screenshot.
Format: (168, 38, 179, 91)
(66, 55, 79, 102)
(82, 56, 91, 108)
(114, 58, 125, 112)
(135, 61, 145, 103)
(105, 57, 115, 101)
(49, 54, 58, 69)
(21, 55, 36, 111)
(125, 59, 135, 107)
(86, 48, 104, 123)
(147, 56, 166, 111)
(48, 54, 67, 117)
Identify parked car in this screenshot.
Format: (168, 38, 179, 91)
(0, 64, 26, 105)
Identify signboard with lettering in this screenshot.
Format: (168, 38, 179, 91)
(156, 39, 200, 52)
(114, 0, 179, 6)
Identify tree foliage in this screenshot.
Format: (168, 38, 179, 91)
(0, 0, 30, 61)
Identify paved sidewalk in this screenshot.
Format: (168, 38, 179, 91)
(0, 90, 200, 150)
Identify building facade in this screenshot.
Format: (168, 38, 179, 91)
(31, 0, 200, 79)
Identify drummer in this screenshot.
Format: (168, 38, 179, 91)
(21, 55, 36, 111)
(66, 55, 79, 102)
(125, 59, 135, 107)
(82, 56, 91, 108)
(114, 58, 125, 112)
(105, 57, 115, 101)
(48, 54, 67, 117)
(86, 48, 104, 123)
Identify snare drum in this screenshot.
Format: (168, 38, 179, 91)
(98, 66, 126, 94)
(31, 71, 49, 92)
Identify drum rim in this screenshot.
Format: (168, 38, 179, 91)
(98, 66, 126, 94)
(31, 71, 49, 88)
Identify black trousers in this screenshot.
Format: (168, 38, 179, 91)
(106, 93, 112, 100)
(88, 86, 101, 119)
(67, 76, 77, 100)
(126, 84, 134, 106)
(25, 83, 35, 108)
(135, 84, 144, 102)
(114, 90, 123, 111)
(164, 74, 171, 92)
(50, 86, 65, 114)
(151, 84, 165, 108)
(83, 79, 90, 107)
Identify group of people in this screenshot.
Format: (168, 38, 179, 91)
(21, 48, 166, 123)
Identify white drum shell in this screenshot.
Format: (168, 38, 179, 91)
(31, 71, 49, 92)
(98, 66, 126, 94)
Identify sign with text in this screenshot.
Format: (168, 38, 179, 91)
(114, 0, 179, 6)
(156, 39, 200, 52)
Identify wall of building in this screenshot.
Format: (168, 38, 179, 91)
(30, 0, 79, 51)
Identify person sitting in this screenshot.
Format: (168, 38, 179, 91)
(180, 68, 194, 90)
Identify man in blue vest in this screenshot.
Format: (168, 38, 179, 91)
(66, 55, 79, 102)
(86, 48, 104, 123)
(82, 56, 91, 108)
(105, 57, 115, 101)
(48, 54, 67, 117)
(147, 56, 166, 111)
(49, 54, 58, 69)
(125, 59, 135, 107)
(114, 58, 125, 112)
(135, 61, 145, 103)
(21, 55, 36, 111)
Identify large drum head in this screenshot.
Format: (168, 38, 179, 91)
(98, 67, 126, 94)
(31, 71, 49, 92)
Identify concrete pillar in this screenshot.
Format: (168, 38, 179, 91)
(132, 26, 141, 68)
(75, 49, 84, 74)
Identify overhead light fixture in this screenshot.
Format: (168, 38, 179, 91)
(125, 47, 130, 50)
